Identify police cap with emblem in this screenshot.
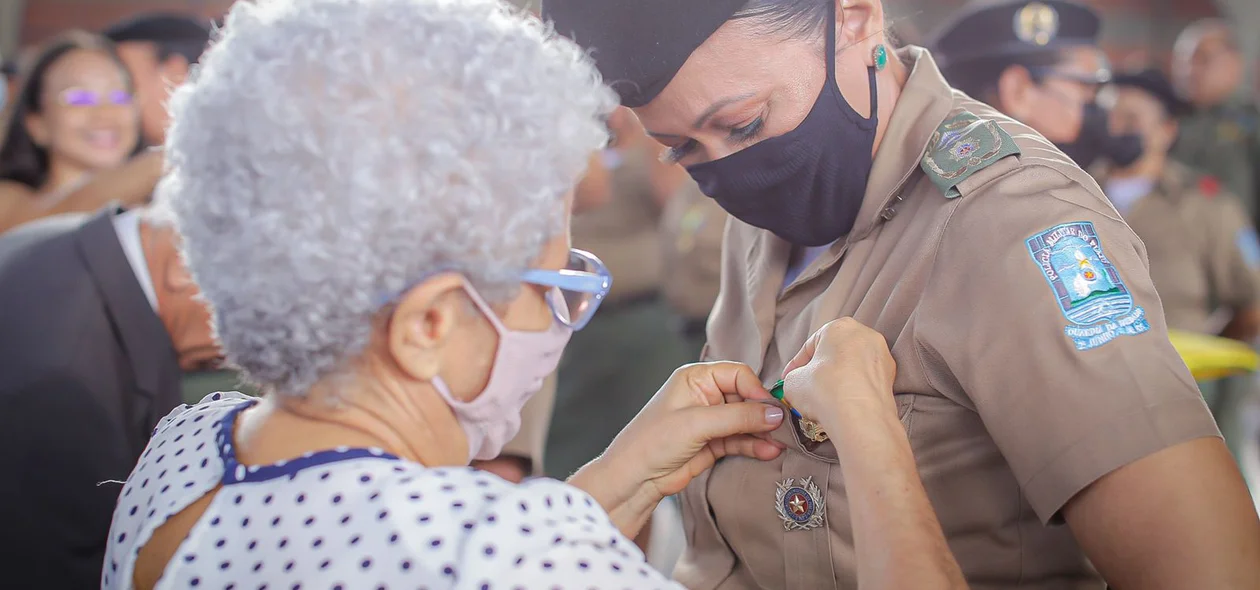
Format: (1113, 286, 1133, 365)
(930, 1, 1107, 95)
(103, 13, 212, 64)
(1111, 68, 1192, 119)
(542, 0, 747, 107)
(931, 0, 1101, 69)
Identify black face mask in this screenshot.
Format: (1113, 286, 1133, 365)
(684, 1, 877, 247)
(1058, 102, 1144, 169)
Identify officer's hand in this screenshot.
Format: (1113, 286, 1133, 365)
(780, 318, 898, 429)
(568, 362, 786, 537)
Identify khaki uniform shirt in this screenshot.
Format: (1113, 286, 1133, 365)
(1171, 98, 1260, 219)
(675, 47, 1220, 590)
(572, 146, 664, 303)
(1100, 162, 1260, 334)
(660, 180, 729, 320)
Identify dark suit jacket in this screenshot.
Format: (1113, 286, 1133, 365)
(0, 209, 182, 589)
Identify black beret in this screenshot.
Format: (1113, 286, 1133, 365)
(929, 0, 1101, 71)
(542, 0, 747, 108)
(103, 13, 212, 47)
(1111, 68, 1191, 118)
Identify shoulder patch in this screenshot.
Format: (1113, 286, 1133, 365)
(921, 112, 1021, 199)
(1026, 222, 1150, 351)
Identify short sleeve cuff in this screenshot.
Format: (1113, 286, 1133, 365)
(1022, 397, 1221, 524)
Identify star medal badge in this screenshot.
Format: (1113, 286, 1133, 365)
(775, 476, 826, 531)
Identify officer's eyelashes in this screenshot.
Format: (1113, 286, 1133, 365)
(661, 116, 767, 164)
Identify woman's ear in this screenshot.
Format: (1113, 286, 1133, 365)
(997, 64, 1035, 121)
(837, 0, 887, 60)
(157, 53, 192, 87)
(1157, 118, 1180, 154)
(24, 112, 50, 147)
(386, 274, 467, 382)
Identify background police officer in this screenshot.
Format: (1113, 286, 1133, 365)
(930, 0, 1142, 170)
(1170, 19, 1260, 229)
(1101, 68, 1260, 342)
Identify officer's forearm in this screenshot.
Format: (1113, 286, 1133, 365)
(833, 406, 969, 590)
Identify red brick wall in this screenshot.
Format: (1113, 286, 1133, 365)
(21, 0, 235, 47)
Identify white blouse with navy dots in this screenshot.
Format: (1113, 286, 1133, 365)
(103, 392, 682, 589)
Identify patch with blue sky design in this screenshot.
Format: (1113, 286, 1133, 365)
(1026, 222, 1150, 351)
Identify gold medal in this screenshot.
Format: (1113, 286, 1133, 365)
(769, 380, 830, 442)
(800, 418, 829, 443)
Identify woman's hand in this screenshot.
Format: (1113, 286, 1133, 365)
(781, 319, 971, 589)
(780, 317, 897, 434)
(568, 362, 786, 537)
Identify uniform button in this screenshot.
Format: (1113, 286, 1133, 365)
(881, 207, 897, 220)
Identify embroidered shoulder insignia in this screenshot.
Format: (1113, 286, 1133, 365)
(1026, 222, 1150, 351)
(921, 112, 1021, 199)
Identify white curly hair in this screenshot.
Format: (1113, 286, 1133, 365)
(157, 0, 614, 397)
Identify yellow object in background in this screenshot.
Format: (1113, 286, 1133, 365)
(1168, 330, 1259, 382)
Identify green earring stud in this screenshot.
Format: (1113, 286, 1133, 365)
(872, 44, 888, 71)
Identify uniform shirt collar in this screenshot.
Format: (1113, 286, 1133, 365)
(1102, 176, 1155, 215)
(111, 209, 158, 312)
(1154, 161, 1195, 201)
(850, 46, 956, 239)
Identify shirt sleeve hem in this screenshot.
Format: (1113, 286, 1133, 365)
(1022, 396, 1221, 524)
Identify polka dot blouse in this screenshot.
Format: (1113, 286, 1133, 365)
(103, 392, 682, 589)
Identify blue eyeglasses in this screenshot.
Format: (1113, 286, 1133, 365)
(522, 248, 611, 331)
(377, 248, 612, 332)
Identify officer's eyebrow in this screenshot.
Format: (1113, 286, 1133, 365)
(645, 93, 757, 141)
(646, 131, 685, 142)
(691, 93, 756, 130)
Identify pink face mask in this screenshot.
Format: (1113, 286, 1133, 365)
(432, 282, 572, 462)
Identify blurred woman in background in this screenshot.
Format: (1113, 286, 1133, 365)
(0, 31, 159, 233)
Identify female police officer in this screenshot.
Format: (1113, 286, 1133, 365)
(542, 0, 1260, 588)
(930, 1, 1142, 170)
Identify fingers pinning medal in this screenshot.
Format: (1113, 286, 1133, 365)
(769, 380, 828, 443)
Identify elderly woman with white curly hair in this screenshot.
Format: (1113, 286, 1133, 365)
(101, 0, 970, 588)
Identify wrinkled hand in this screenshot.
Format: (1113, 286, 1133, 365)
(569, 362, 786, 536)
(606, 362, 787, 498)
(780, 318, 897, 432)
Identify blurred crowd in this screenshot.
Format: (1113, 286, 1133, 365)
(1, 0, 1260, 587)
